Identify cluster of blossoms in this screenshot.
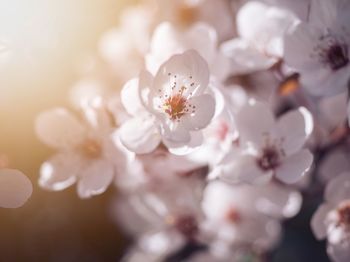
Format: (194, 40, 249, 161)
(34, 0, 350, 261)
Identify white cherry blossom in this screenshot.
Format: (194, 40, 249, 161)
(284, 0, 350, 96)
(36, 100, 128, 198)
(311, 173, 350, 262)
(222, 1, 297, 75)
(217, 100, 314, 185)
(201, 181, 282, 250)
(119, 50, 216, 155)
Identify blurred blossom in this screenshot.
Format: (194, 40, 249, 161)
(284, 0, 350, 96)
(35, 100, 129, 198)
(0, 169, 32, 208)
(222, 1, 297, 75)
(311, 173, 350, 262)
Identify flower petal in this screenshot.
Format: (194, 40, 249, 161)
(275, 149, 313, 184)
(182, 94, 215, 130)
(165, 131, 203, 156)
(327, 241, 350, 262)
(236, 101, 275, 148)
(39, 152, 82, 191)
(309, 0, 337, 29)
(0, 169, 32, 208)
(163, 131, 203, 156)
(284, 23, 321, 70)
(276, 107, 313, 156)
(311, 203, 332, 240)
(119, 114, 161, 154)
(121, 78, 144, 116)
(221, 38, 277, 74)
(35, 108, 86, 149)
(153, 50, 210, 97)
(219, 153, 273, 185)
(325, 172, 350, 204)
(77, 159, 115, 199)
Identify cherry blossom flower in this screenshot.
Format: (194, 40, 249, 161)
(0, 169, 32, 208)
(284, 0, 350, 96)
(311, 173, 350, 262)
(35, 100, 127, 198)
(119, 50, 217, 155)
(111, 175, 205, 258)
(201, 181, 282, 250)
(222, 1, 297, 75)
(216, 100, 314, 185)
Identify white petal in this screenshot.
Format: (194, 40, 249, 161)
(138, 70, 159, 115)
(276, 107, 313, 156)
(301, 65, 350, 96)
(221, 38, 277, 74)
(254, 183, 302, 219)
(309, 0, 337, 29)
(165, 131, 203, 156)
(275, 149, 313, 184)
(35, 108, 86, 149)
(327, 241, 350, 262)
(161, 122, 191, 144)
(0, 169, 32, 208)
(153, 50, 210, 97)
(325, 172, 350, 204)
(219, 153, 273, 185)
(182, 94, 215, 130)
(284, 23, 321, 70)
(77, 159, 115, 199)
(236, 101, 275, 148)
(311, 204, 332, 240)
(39, 152, 82, 191)
(119, 114, 161, 154)
(121, 78, 144, 116)
(237, 1, 269, 40)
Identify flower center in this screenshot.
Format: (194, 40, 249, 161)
(163, 93, 188, 120)
(167, 214, 198, 239)
(257, 147, 281, 171)
(77, 138, 102, 159)
(337, 201, 350, 227)
(327, 44, 349, 70)
(225, 208, 241, 224)
(313, 34, 349, 71)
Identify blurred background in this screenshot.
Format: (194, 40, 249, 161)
(0, 0, 132, 260)
(0, 0, 331, 261)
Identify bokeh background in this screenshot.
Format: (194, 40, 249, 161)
(0, 0, 331, 261)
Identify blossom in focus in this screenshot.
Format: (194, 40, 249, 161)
(216, 100, 314, 185)
(0, 169, 32, 208)
(284, 0, 350, 96)
(119, 50, 217, 155)
(35, 100, 127, 198)
(311, 173, 350, 262)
